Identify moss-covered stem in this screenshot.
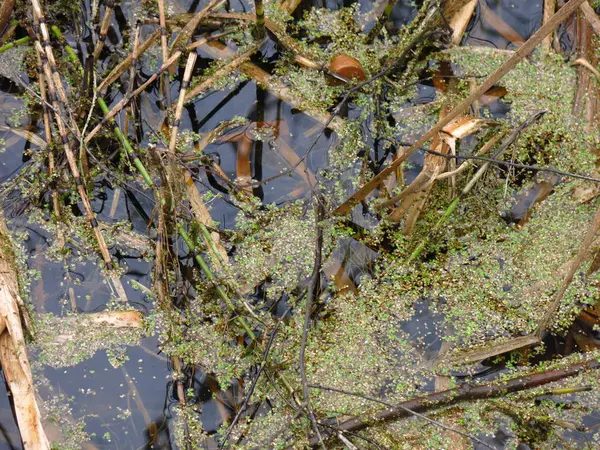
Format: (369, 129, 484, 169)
(96, 98, 154, 187)
(178, 223, 256, 339)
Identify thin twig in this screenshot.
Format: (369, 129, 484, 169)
(299, 198, 326, 449)
(220, 306, 293, 448)
(308, 358, 600, 445)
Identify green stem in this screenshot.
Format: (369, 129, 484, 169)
(50, 26, 82, 71)
(0, 36, 30, 54)
(254, 0, 265, 39)
(178, 223, 255, 339)
(407, 197, 460, 263)
(198, 222, 226, 265)
(96, 98, 154, 187)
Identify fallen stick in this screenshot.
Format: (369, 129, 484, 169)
(184, 43, 262, 103)
(449, 0, 478, 44)
(333, 0, 588, 216)
(308, 357, 600, 446)
(169, 0, 221, 51)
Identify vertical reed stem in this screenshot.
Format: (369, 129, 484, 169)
(254, 0, 265, 39)
(93, 0, 114, 60)
(168, 52, 197, 153)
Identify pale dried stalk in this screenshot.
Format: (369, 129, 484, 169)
(127, 23, 141, 96)
(35, 47, 63, 229)
(334, 0, 588, 216)
(86, 32, 234, 143)
(169, 52, 197, 153)
(158, 0, 169, 63)
(92, 0, 114, 60)
(449, 0, 477, 44)
(30, 2, 128, 302)
(542, 0, 556, 52)
(85, 50, 183, 143)
(0, 214, 50, 449)
(52, 311, 143, 344)
(580, 1, 600, 35)
(126, 23, 141, 126)
(30, 1, 77, 123)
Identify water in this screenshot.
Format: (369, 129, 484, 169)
(0, 0, 597, 448)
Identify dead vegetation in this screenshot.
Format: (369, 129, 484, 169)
(1, 0, 600, 448)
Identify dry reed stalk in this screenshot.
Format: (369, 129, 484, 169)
(85, 31, 233, 143)
(31, 2, 79, 129)
(92, 0, 114, 60)
(30, 1, 128, 302)
(254, 0, 265, 38)
(334, 0, 588, 216)
(125, 23, 141, 129)
(158, 0, 169, 64)
(168, 52, 197, 153)
(184, 43, 261, 102)
(128, 23, 141, 97)
(96, 28, 161, 93)
(0, 214, 50, 449)
(280, 0, 302, 14)
(85, 50, 182, 143)
(169, 0, 221, 51)
(581, 1, 600, 35)
(34, 43, 62, 226)
(449, 0, 477, 44)
(542, 0, 556, 52)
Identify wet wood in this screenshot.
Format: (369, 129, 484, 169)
(542, 0, 556, 52)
